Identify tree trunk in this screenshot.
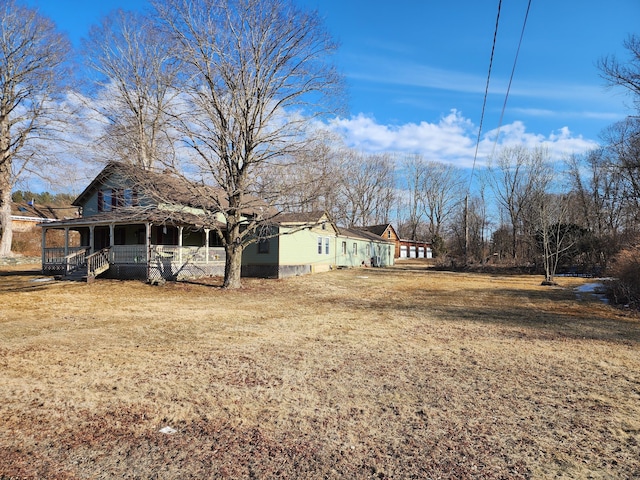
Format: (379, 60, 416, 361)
(0, 182, 12, 257)
(0, 117, 12, 257)
(223, 242, 243, 289)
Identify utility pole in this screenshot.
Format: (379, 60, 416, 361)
(464, 194, 469, 264)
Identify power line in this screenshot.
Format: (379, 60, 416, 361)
(489, 0, 533, 161)
(465, 0, 532, 259)
(468, 0, 502, 196)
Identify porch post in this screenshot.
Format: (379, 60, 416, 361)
(64, 227, 69, 257)
(178, 226, 183, 265)
(109, 224, 115, 247)
(204, 228, 210, 264)
(145, 222, 151, 264)
(89, 226, 95, 254)
(41, 227, 47, 271)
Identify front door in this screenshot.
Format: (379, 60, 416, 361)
(94, 226, 110, 250)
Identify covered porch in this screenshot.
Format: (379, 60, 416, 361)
(41, 219, 226, 282)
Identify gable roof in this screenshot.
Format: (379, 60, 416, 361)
(273, 211, 329, 225)
(361, 224, 395, 237)
(360, 223, 393, 235)
(339, 227, 395, 243)
(73, 162, 274, 218)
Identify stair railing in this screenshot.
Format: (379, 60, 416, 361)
(86, 247, 111, 281)
(64, 248, 88, 275)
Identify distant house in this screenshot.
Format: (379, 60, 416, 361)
(242, 212, 395, 279)
(361, 224, 432, 259)
(11, 202, 78, 232)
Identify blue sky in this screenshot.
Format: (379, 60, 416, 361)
(22, 0, 640, 170)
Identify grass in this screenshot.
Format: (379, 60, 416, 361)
(1, 262, 639, 479)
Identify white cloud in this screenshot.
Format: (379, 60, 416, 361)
(329, 110, 598, 168)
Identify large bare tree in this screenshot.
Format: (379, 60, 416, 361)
(82, 9, 182, 170)
(0, 1, 71, 256)
(152, 0, 341, 288)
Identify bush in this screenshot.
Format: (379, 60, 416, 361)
(607, 245, 640, 309)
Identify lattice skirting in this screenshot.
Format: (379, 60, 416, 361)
(105, 262, 225, 281)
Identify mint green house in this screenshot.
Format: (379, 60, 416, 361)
(335, 227, 395, 269)
(242, 212, 338, 278)
(242, 212, 395, 278)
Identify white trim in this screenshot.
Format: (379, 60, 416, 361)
(12, 215, 56, 223)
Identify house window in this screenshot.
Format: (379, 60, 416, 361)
(342, 241, 347, 255)
(366, 245, 371, 257)
(387, 230, 392, 239)
(123, 188, 136, 207)
(324, 237, 330, 255)
(258, 238, 269, 254)
(353, 243, 357, 255)
(318, 237, 323, 254)
(98, 189, 113, 212)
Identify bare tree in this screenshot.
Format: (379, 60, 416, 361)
(535, 193, 577, 284)
(335, 150, 395, 227)
(598, 34, 640, 112)
(487, 145, 550, 260)
(422, 160, 463, 242)
(401, 154, 427, 241)
(0, 1, 71, 256)
(567, 149, 626, 236)
(152, 0, 341, 288)
(601, 118, 640, 222)
(82, 9, 182, 170)
(598, 35, 640, 226)
(254, 131, 342, 213)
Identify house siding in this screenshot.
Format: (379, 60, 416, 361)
(241, 218, 337, 278)
(336, 236, 394, 268)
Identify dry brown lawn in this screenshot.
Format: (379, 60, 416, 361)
(0, 261, 639, 479)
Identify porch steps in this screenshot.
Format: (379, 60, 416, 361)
(62, 267, 88, 282)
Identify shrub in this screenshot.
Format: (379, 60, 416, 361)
(607, 245, 640, 309)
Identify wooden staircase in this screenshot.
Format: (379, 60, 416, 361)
(61, 247, 111, 283)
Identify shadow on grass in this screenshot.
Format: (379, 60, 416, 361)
(0, 268, 57, 293)
(0, 268, 42, 277)
(369, 283, 640, 344)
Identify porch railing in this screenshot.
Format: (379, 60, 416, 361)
(44, 247, 88, 265)
(151, 246, 224, 264)
(109, 245, 147, 263)
(43, 245, 225, 267)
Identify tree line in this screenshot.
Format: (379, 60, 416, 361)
(0, 0, 638, 292)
